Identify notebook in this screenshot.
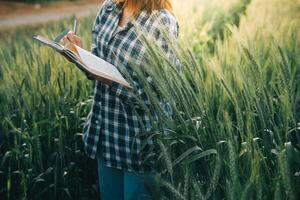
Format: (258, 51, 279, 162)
(33, 34, 131, 88)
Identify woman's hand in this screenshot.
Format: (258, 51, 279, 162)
(60, 31, 83, 62)
(62, 31, 83, 48)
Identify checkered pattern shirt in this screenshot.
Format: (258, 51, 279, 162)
(82, 0, 179, 173)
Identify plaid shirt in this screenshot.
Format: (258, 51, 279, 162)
(82, 0, 179, 173)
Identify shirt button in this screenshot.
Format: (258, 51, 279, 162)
(106, 5, 115, 11)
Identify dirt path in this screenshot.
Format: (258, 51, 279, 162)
(0, 0, 103, 30)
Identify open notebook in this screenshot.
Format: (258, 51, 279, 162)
(33, 34, 131, 88)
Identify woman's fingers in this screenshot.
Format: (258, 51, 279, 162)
(62, 32, 83, 48)
(67, 33, 76, 43)
(73, 35, 83, 48)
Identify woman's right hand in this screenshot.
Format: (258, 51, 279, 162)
(59, 32, 97, 81)
(62, 31, 83, 48)
(59, 32, 110, 83)
(59, 31, 83, 63)
(60, 31, 82, 62)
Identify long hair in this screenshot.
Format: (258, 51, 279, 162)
(113, 0, 173, 14)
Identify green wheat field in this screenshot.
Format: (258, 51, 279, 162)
(0, 0, 299, 199)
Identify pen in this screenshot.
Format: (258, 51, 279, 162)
(73, 16, 78, 34)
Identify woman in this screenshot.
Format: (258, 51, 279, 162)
(63, 0, 179, 199)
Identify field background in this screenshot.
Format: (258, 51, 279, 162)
(0, 0, 300, 199)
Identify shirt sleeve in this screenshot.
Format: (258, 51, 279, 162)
(88, 1, 109, 81)
(91, 1, 107, 57)
(109, 11, 181, 108)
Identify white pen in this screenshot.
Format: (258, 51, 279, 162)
(73, 16, 78, 34)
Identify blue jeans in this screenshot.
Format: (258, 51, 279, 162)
(97, 148, 156, 200)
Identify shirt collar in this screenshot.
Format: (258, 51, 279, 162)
(106, 1, 150, 29)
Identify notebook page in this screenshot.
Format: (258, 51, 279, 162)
(33, 35, 64, 52)
(74, 45, 128, 84)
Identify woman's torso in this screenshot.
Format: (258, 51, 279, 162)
(82, 0, 179, 173)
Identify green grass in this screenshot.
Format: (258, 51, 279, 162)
(141, 0, 300, 199)
(0, 16, 98, 199)
(0, 0, 299, 199)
